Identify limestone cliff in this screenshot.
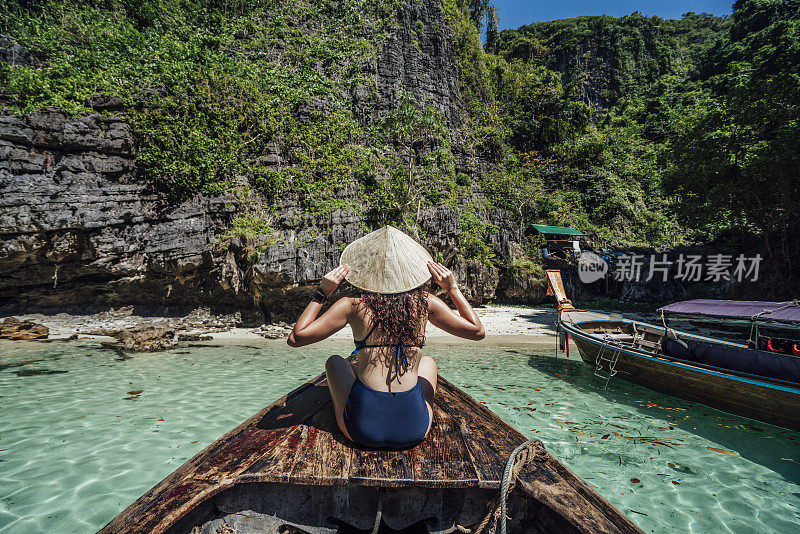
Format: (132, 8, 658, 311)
(0, 1, 536, 322)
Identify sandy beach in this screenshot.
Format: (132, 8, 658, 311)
(3, 305, 561, 344)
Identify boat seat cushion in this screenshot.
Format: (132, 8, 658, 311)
(662, 338, 800, 385)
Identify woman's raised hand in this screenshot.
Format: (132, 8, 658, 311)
(428, 261, 457, 292)
(320, 264, 350, 297)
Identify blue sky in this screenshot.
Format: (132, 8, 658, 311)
(492, 1, 734, 30)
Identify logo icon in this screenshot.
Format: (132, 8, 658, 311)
(578, 252, 608, 284)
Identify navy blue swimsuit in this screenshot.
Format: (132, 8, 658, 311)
(342, 324, 430, 449)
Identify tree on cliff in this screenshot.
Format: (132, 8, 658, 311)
(485, 6, 499, 53)
(376, 94, 454, 236)
(665, 0, 800, 290)
(467, 0, 492, 30)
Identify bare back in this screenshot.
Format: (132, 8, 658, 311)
(349, 297, 428, 393)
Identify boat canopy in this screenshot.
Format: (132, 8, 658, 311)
(659, 299, 800, 325)
(531, 224, 584, 237)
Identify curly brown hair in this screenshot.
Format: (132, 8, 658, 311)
(356, 286, 428, 348)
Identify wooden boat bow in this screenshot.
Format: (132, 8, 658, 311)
(99, 364, 642, 534)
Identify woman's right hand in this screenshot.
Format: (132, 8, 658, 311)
(320, 264, 350, 297)
(428, 261, 457, 292)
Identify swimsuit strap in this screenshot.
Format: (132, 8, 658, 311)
(351, 322, 380, 358)
(352, 322, 425, 385)
(354, 322, 380, 346)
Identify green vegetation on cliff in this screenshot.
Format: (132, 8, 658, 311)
(480, 0, 797, 293)
(455, 2, 795, 255)
(1, 0, 474, 243)
(441, 2, 712, 246)
(665, 0, 800, 287)
(497, 12, 731, 106)
(1, 0, 398, 204)
(2, 0, 798, 294)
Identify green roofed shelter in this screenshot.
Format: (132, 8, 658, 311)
(530, 224, 584, 237)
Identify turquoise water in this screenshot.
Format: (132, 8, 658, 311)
(0, 338, 798, 533)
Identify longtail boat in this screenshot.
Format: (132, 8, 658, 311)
(546, 270, 800, 431)
(99, 359, 643, 534)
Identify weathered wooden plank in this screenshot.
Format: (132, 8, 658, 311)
(412, 398, 478, 486)
(192, 385, 325, 483)
(349, 446, 414, 486)
(236, 381, 334, 481)
(436, 378, 524, 487)
(285, 400, 353, 484)
(240, 424, 307, 480)
(255, 381, 333, 431)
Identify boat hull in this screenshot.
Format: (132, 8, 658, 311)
(562, 318, 800, 431)
(99, 363, 642, 534)
(166, 480, 577, 534)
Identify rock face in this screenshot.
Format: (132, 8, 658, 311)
(0, 34, 38, 67)
(0, 317, 49, 339)
(0, 108, 242, 316)
(370, 0, 462, 125)
(0, 1, 533, 322)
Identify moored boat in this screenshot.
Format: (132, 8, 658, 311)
(98, 358, 643, 534)
(546, 270, 800, 431)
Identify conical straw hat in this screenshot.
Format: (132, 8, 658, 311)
(340, 226, 433, 294)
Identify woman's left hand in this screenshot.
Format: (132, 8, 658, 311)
(428, 261, 457, 292)
(320, 264, 350, 297)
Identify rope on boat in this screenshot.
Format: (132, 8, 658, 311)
(499, 440, 535, 534)
(468, 439, 548, 534)
(749, 300, 799, 322)
(472, 499, 500, 534)
(370, 442, 546, 534)
(747, 300, 799, 348)
(371, 488, 384, 534)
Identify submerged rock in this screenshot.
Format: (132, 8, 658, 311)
(0, 317, 49, 340)
(255, 322, 292, 339)
(12, 368, 67, 376)
(97, 325, 178, 352)
(177, 333, 214, 342)
(667, 462, 697, 474)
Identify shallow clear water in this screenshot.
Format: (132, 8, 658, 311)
(0, 338, 798, 534)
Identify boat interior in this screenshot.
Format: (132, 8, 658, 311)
(574, 321, 669, 353)
(168, 481, 584, 534)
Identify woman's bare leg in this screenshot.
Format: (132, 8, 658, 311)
(417, 355, 438, 436)
(325, 355, 356, 441)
